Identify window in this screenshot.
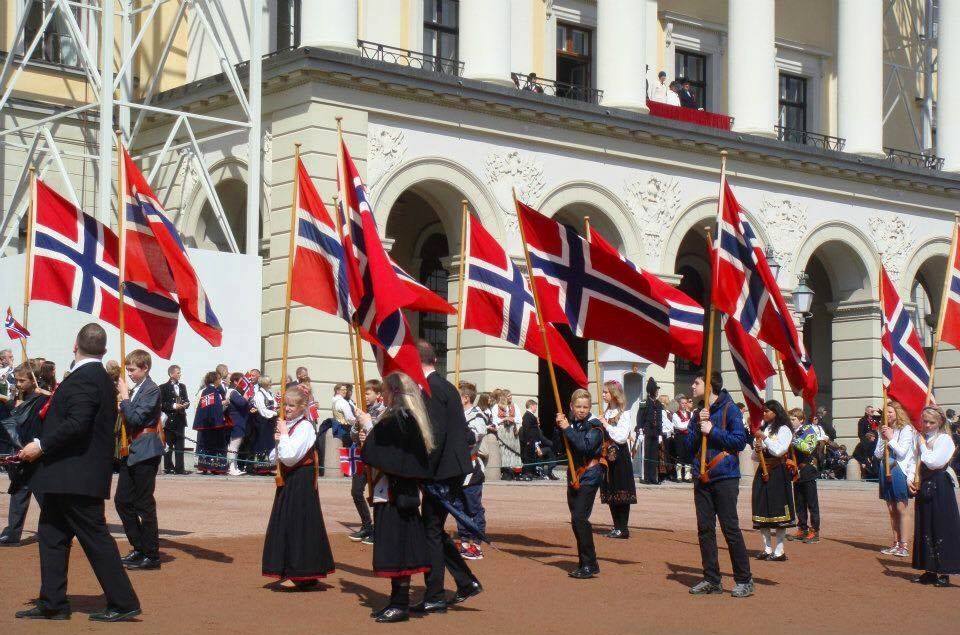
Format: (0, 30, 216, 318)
(23, 1, 82, 67)
(556, 23, 592, 99)
(276, 0, 300, 51)
(423, 0, 458, 73)
(778, 73, 808, 137)
(417, 233, 450, 376)
(911, 279, 934, 350)
(675, 50, 708, 109)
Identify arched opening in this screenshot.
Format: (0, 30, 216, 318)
(672, 225, 719, 394)
(192, 178, 249, 252)
(909, 254, 947, 357)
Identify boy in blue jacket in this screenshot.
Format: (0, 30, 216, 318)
(684, 371, 754, 598)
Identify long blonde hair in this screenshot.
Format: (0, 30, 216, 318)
(603, 381, 624, 410)
(383, 372, 435, 452)
(885, 400, 910, 430)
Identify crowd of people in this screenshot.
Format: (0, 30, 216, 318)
(2, 331, 960, 623)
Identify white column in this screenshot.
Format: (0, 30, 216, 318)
(727, 0, 777, 137)
(837, 0, 884, 156)
(301, 0, 359, 54)
(460, 0, 512, 85)
(939, 0, 960, 171)
(645, 0, 660, 77)
(597, 0, 648, 112)
(364, 0, 404, 49)
(510, 0, 535, 76)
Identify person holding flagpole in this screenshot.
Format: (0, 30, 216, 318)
(599, 380, 635, 539)
(751, 400, 796, 562)
(874, 400, 918, 558)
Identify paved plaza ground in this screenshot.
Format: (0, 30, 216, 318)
(0, 474, 956, 634)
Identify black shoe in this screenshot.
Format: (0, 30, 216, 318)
(375, 607, 409, 623)
(912, 572, 937, 585)
(547, 471, 560, 481)
(125, 556, 161, 570)
(689, 580, 723, 595)
(0, 535, 21, 546)
(89, 607, 142, 622)
(175, 470, 192, 475)
(15, 606, 71, 620)
(370, 605, 388, 618)
(121, 550, 144, 564)
(568, 566, 599, 579)
(163, 469, 175, 475)
(755, 552, 770, 561)
(348, 528, 369, 542)
(768, 553, 788, 562)
(605, 529, 629, 539)
(452, 580, 483, 604)
(409, 600, 447, 614)
(934, 575, 951, 588)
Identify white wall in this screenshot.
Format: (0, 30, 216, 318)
(0, 250, 262, 434)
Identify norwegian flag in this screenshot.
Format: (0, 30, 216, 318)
(5, 307, 29, 340)
(941, 221, 960, 350)
(588, 226, 704, 365)
(724, 317, 774, 433)
(237, 373, 256, 400)
(31, 180, 179, 358)
(340, 445, 365, 477)
(390, 255, 456, 315)
(291, 158, 351, 321)
(463, 213, 587, 386)
(517, 200, 673, 366)
(712, 183, 817, 406)
(881, 266, 931, 426)
(122, 148, 222, 346)
(337, 138, 427, 390)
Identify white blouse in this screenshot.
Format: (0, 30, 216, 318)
(672, 409, 693, 434)
(603, 408, 632, 444)
(753, 424, 792, 459)
(874, 425, 918, 478)
(919, 432, 956, 471)
(269, 417, 316, 467)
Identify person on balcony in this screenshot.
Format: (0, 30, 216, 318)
(648, 71, 670, 103)
(679, 80, 699, 109)
(667, 81, 682, 107)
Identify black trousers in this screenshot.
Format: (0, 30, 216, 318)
(421, 481, 476, 602)
(567, 480, 600, 569)
(794, 479, 820, 532)
(2, 485, 40, 541)
(163, 427, 185, 473)
(351, 469, 373, 530)
(609, 503, 630, 533)
(37, 493, 139, 613)
(115, 456, 162, 559)
(642, 434, 660, 484)
(694, 477, 751, 585)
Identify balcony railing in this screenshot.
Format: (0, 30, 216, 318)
(358, 40, 463, 77)
(884, 147, 944, 171)
(511, 72, 603, 105)
(775, 125, 846, 152)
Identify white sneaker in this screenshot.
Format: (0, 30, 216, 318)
(228, 467, 244, 476)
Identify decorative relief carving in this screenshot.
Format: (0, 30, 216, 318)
(623, 175, 681, 265)
(868, 213, 914, 281)
(368, 128, 406, 192)
(484, 150, 546, 234)
(758, 197, 808, 267)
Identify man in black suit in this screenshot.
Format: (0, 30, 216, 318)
(519, 400, 558, 480)
(115, 349, 165, 571)
(412, 340, 482, 614)
(160, 364, 190, 474)
(16, 323, 140, 622)
(679, 80, 699, 109)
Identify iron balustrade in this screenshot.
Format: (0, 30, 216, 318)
(775, 125, 846, 152)
(883, 147, 944, 171)
(510, 72, 603, 105)
(357, 40, 463, 77)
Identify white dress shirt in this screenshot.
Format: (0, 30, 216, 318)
(269, 417, 316, 467)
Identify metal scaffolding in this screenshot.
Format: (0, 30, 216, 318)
(883, 0, 938, 154)
(0, 0, 264, 256)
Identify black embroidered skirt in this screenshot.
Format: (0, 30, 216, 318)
(262, 464, 335, 581)
(752, 462, 796, 528)
(601, 443, 637, 505)
(912, 471, 960, 574)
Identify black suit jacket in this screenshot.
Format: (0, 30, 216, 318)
(120, 376, 164, 465)
(160, 380, 189, 429)
(423, 371, 471, 481)
(30, 359, 118, 500)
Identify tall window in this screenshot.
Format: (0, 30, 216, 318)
(778, 73, 808, 134)
(417, 233, 450, 376)
(423, 0, 458, 73)
(276, 0, 300, 51)
(556, 23, 592, 98)
(675, 50, 707, 109)
(23, 1, 82, 67)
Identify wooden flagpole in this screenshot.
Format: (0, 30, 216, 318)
(333, 191, 361, 402)
(116, 134, 130, 458)
(924, 218, 959, 406)
(513, 189, 578, 487)
(454, 200, 469, 388)
(583, 217, 604, 408)
(700, 151, 727, 480)
(878, 265, 891, 480)
(277, 143, 302, 487)
(775, 356, 795, 480)
(21, 167, 37, 363)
